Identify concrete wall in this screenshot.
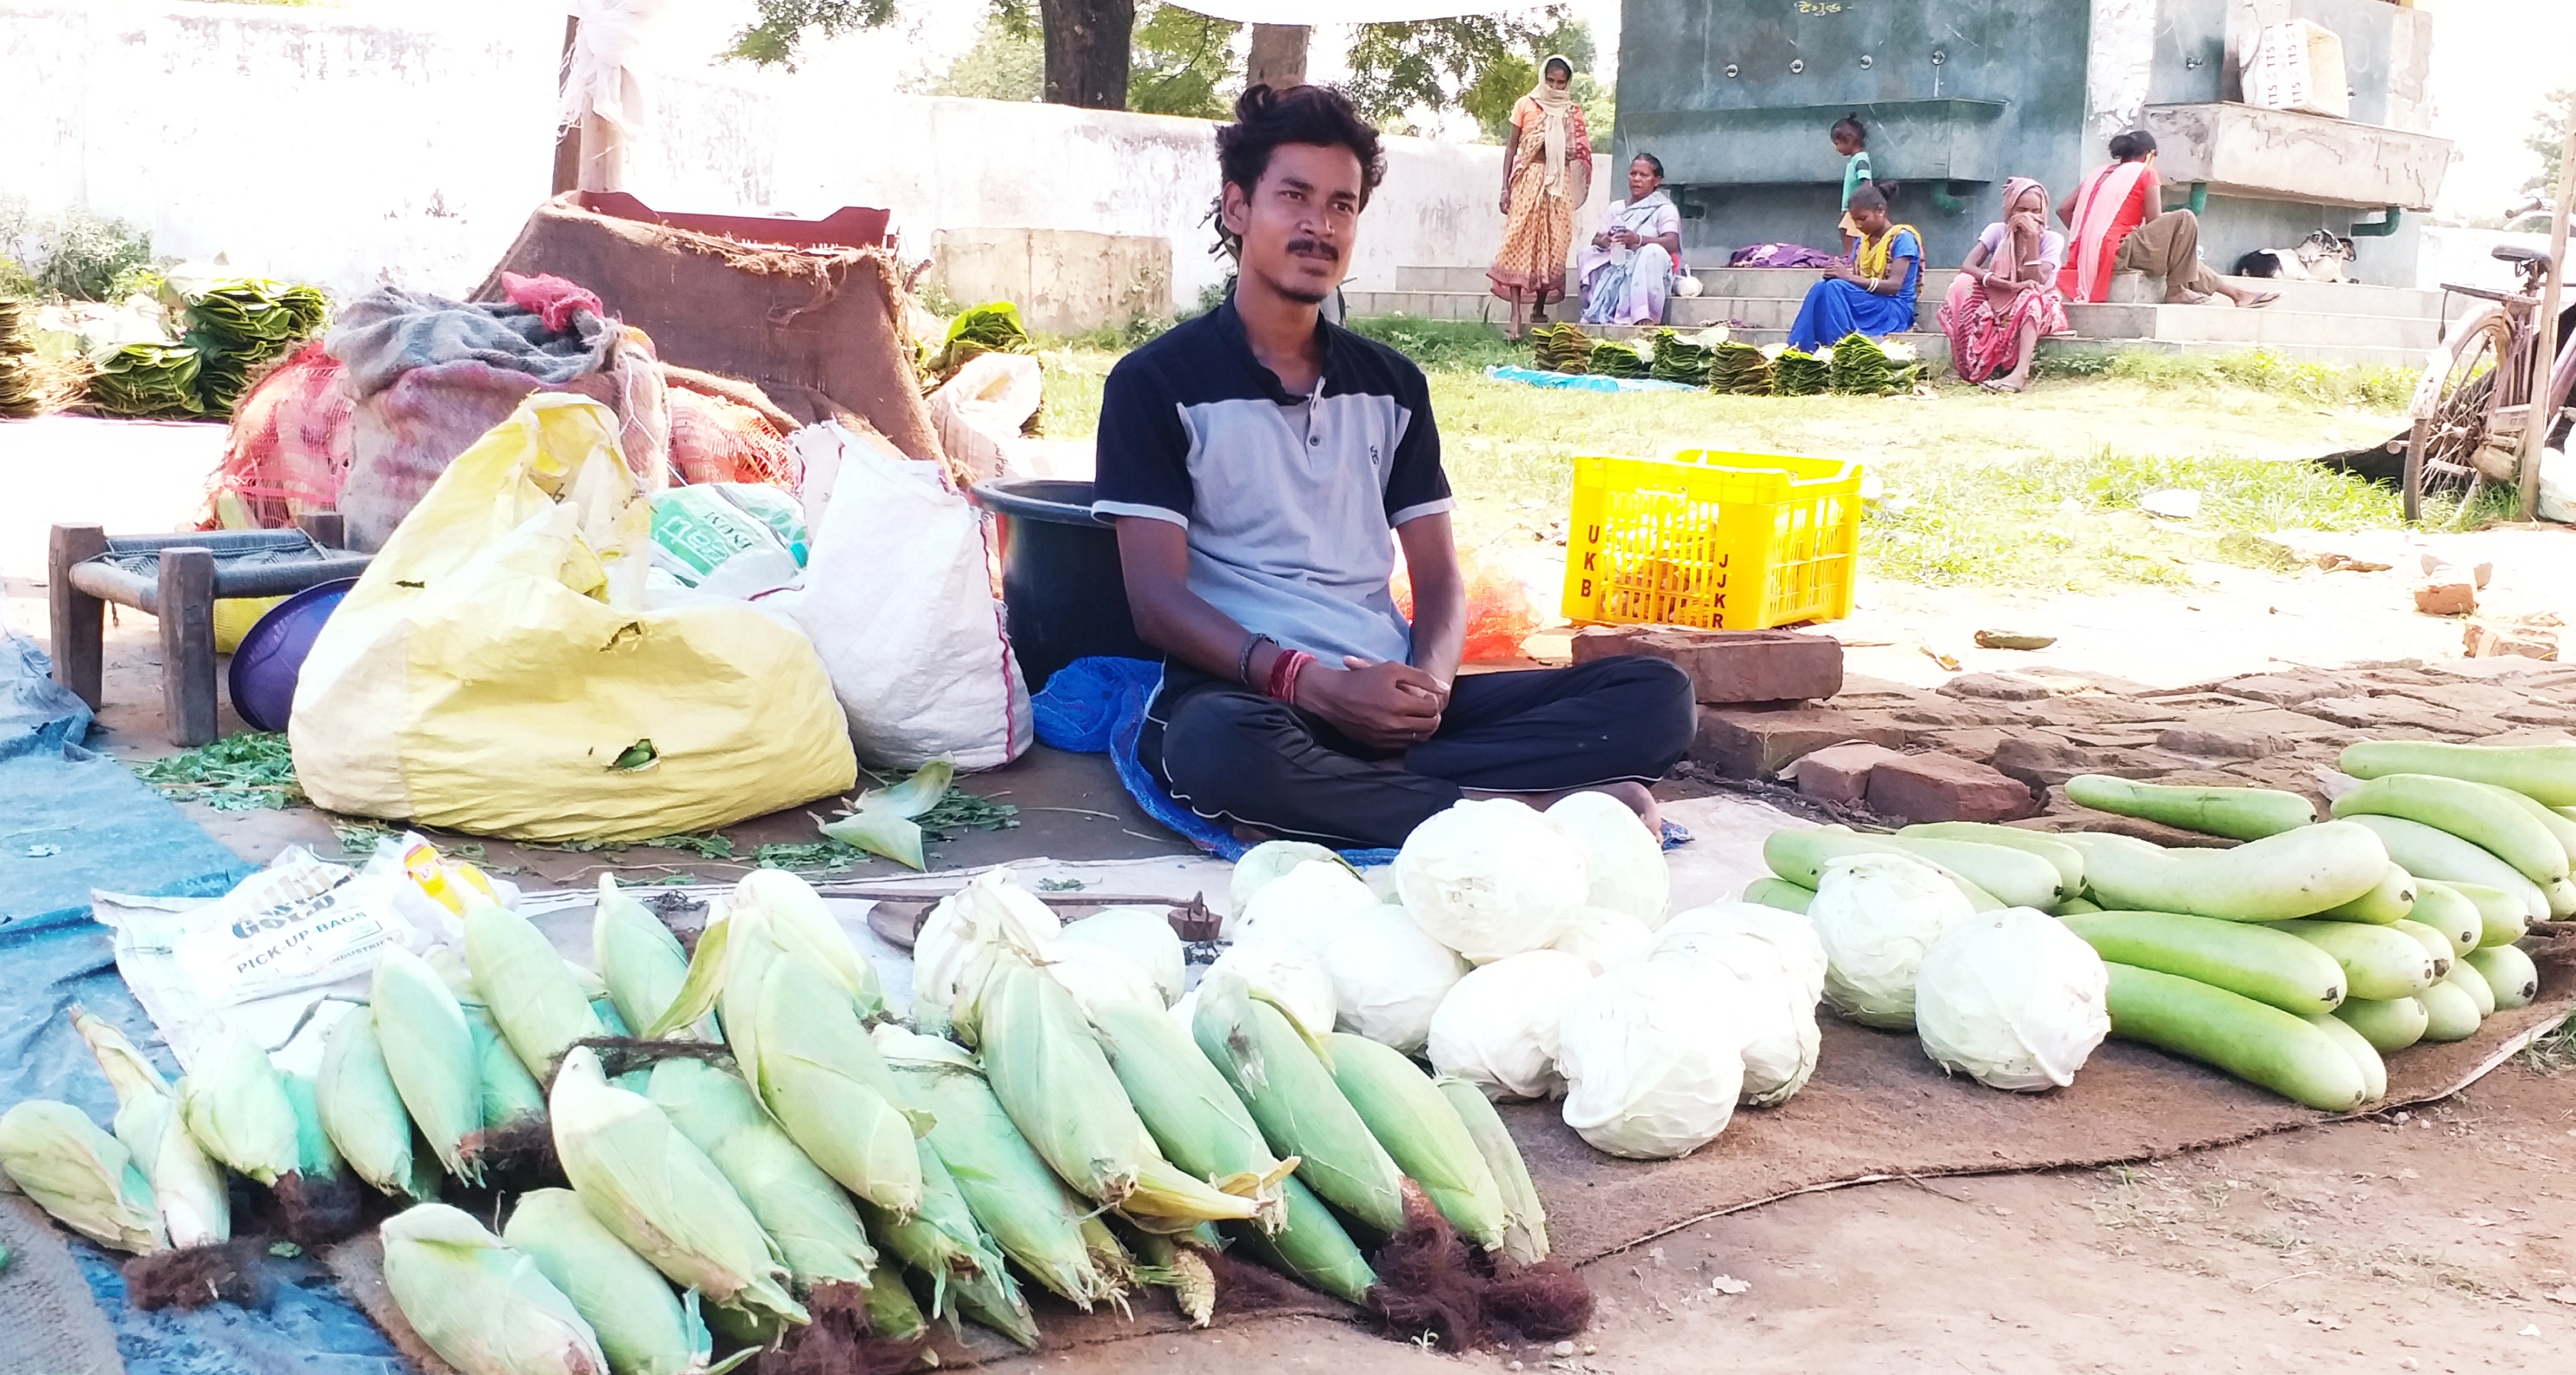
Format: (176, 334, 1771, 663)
(1614, 0, 2099, 269)
(0, 1, 1608, 321)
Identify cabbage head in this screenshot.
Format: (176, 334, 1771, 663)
(1319, 907, 1468, 1053)
(1544, 791, 1670, 928)
(1230, 859, 1379, 947)
(1913, 907, 2110, 1092)
(1227, 842, 1350, 929)
(1653, 902, 1828, 1008)
(1203, 937, 1336, 1037)
(1550, 906, 1657, 976)
(1556, 963, 1746, 1159)
(1426, 949, 1595, 1099)
(1056, 906, 1186, 1007)
(1807, 852, 1974, 1028)
(1396, 799, 1589, 963)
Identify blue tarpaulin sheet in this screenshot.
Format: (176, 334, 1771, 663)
(0, 631, 407, 1375)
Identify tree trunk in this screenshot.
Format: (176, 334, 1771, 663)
(1040, 0, 1135, 110)
(1246, 23, 1309, 91)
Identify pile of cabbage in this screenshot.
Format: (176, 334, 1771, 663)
(1807, 852, 2112, 1094)
(1217, 796, 1828, 1162)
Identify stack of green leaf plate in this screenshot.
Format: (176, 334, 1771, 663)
(1771, 346, 1830, 397)
(182, 279, 330, 416)
(1706, 340, 1771, 396)
(88, 340, 206, 417)
(1646, 329, 1715, 386)
(1529, 323, 1591, 373)
(1586, 339, 1646, 378)
(0, 300, 38, 418)
(1828, 332, 1900, 394)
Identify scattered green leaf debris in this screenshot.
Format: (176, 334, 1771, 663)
(132, 732, 303, 810)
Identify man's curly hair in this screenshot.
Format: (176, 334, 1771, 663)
(1210, 83, 1387, 259)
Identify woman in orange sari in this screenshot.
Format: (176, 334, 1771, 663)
(1489, 56, 1592, 339)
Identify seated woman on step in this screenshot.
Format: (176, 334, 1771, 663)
(1937, 176, 2072, 393)
(1577, 153, 1683, 326)
(1786, 183, 1920, 353)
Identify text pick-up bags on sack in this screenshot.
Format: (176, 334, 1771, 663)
(289, 392, 855, 840)
(773, 421, 1032, 770)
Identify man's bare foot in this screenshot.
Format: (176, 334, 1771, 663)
(2166, 289, 2212, 305)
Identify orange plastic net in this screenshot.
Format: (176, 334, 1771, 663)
(198, 340, 353, 528)
(1391, 548, 1542, 665)
(666, 384, 800, 489)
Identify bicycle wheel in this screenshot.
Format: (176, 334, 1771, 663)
(2408, 308, 2515, 516)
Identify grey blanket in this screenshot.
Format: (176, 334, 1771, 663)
(324, 288, 617, 398)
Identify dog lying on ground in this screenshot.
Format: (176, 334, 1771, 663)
(2234, 230, 2357, 282)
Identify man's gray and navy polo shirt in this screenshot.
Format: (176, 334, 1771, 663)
(1090, 297, 1452, 666)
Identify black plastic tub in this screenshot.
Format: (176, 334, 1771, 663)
(970, 478, 1156, 693)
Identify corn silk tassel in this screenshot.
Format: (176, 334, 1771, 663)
(70, 1005, 228, 1248)
(548, 1047, 807, 1329)
(380, 1203, 608, 1375)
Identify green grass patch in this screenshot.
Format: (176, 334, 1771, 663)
(1862, 446, 2409, 590)
(1342, 315, 1524, 372)
(2040, 345, 2414, 410)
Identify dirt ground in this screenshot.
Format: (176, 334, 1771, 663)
(1065, 1063, 2576, 1374)
(6, 413, 2574, 1374)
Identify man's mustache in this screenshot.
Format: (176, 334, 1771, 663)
(1285, 239, 1341, 262)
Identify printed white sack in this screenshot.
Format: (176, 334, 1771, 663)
(776, 421, 1032, 770)
(161, 848, 419, 1008)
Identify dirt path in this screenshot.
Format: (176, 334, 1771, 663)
(1058, 1062, 2574, 1374)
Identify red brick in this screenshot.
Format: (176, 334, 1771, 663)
(2414, 581, 2477, 617)
(1865, 753, 2040, 824)
(1571, 625, 1843, 704)
(1789, 742, 1910, 805)
(1689, 704, 1905, 779)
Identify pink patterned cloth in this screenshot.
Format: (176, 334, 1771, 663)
(1937, 271, 2071, 384)
(499, 271, 608, 333)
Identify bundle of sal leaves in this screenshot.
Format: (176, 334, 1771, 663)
(1827, 332, 1921, 395)
(927, 300, 1030, 382)
(1527, 323, 1590, 374)
(1770, 345, 1830, 396)
(0, 299, 43, 417)
(1706, 340, 1772, 395)
(85, 277, 328, 419)
(1584, 340, 1646, 380)
(1645, 329, 1718, 386)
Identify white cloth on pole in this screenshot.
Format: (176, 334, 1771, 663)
(561, 0, 668, 133)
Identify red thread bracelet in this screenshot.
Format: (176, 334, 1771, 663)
(1282, 652, 1311, 705)
(1266, 648, 1311, 703)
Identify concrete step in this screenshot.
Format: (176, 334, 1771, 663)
(1390, 263, 2455, 320)
(2064, 303, 2441, 352)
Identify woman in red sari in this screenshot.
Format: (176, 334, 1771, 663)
(1937, 177, 2072, 393)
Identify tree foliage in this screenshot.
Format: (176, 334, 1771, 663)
(1341, 8, 1573, 132)
(726, 0, 899, 68)
(1128, 4, 1240, 119)
(2528, 86, 2573, 206)
(928, 11, 1044, 102)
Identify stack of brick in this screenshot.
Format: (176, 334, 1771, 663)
(1586, 624, 2576, 832)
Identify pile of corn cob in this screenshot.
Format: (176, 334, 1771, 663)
(0, 862, 1566, 1372)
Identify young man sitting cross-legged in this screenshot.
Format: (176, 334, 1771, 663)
(1091, 83, 1696, 852)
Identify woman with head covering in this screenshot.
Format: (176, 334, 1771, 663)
(1784, 182, 1920, 353)
(1937, 176, 2073, 392)
(1576, 152, 1684, 326)
(1487, 55, 1593, 338)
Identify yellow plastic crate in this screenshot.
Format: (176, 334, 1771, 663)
(1559, 450, 1864, 630)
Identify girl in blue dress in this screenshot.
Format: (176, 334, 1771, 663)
(1788, 184, 1921, 352)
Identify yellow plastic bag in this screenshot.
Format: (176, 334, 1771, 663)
(288, 392, 854, 840)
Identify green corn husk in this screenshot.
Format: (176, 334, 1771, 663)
(656, 895, 923, 1218)
(1193, 978, 1405, 1238)
(644, 1057, 880, 1290)
(377, 946, 485, 1183)
(860, 1139, 1034, 1348)
(1090, 998, 1294, 1233)
(856, 1254, 929, 1344)
(316, 1005, 439, 1202)
(1435, 1077, 1549, 1265)
(71, 1005, 229, 1248)
(466, 899, 608, 1082)
(550, 1048, 806, 1329)
(281, 1072, 345, 1183)
(0, 1099, 166, 1253)
(464, 1002, 549, 1134)
(593, 878, 705, 1039)
(735, 869, 887, 1019)
(1323, 1034, 1507, 1251)
(177, 1028, 300, 1188)
(1771, 345, 1830, 395)
(876, 1025, 1118, 1310)
(504, 1188, 741, 1375)
(744, 951, 926, 1218)
(1708, 339, 1772, 394)
(1227, 1174, 1374, 1307)
(380, 1203, 607, 1375)
(972, 954, 1265, 1226)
